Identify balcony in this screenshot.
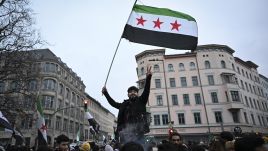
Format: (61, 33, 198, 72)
(226, 101, 244, 110)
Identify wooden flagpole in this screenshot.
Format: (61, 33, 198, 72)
(104, 0, 138, 86)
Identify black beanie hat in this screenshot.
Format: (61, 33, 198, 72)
(127, 86, 139, 93)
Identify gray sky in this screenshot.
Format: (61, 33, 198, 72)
(31, 0, 268, 116)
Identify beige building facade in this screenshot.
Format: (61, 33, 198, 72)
(0, 49, 116, 147)
(135, 44, 268, 142)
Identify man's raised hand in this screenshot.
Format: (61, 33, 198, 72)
(146, 66, 152, 76)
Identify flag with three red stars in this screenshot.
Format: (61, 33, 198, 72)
(122, 4, 198, 50)
(36, 96, 48, 146)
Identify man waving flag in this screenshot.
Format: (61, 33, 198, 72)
(122, 4, 198, 50)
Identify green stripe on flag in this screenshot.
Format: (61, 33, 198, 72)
(36, 96, 44, 117)
(133, 4, 196, 22)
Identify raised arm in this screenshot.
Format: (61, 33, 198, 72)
(102, 86, 121, 109)
(140, 66, 152, 104)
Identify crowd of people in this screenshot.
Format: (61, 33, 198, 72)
(1, 131, 268, 151)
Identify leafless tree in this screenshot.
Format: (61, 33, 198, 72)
(0, 0, 44, 127)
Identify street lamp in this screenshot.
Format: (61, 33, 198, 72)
(149, 59, 172, 128)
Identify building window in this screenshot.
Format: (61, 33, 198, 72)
(72, 92, 76, 103)
(190, 62, 196, 70)
(21, 116, 32, 129)
(232, 64, 235, 70)
(154, 115, 160, 125)
(162, 114, 169, 125)
(232, 111, 240, 123)
(172, 95, 178, 105)
(214, 111, 223, 123)
(69, 121, 74, 133)
(42, 95, 54, 109)
(245, 96, 249, 107)
(28, 79, 37, 91)
(168, 64, 174, 72)
(63, 119, 68, 131)
(244, 112, 249, 124)
(245, 82, 249, 92)
(179, 63, 185, 71)
(211, 92, 218, 103)
(180, 77, 187, 87)
(192, 76, 199, 86)
(221, 60, 226, 68)
(208, 75, 215, 85)
(66, 88, 70, 99)
(43, 62, 57, 73)
(230, 91, 240, 102)
(205, 61, 211, 69)
(258, 115, 262, 126)
(153, 64, 160, 72)
(43, 79, 56, 90)
(140, 67, 144, 75)
(242, 69, 245, 77)
(56, 116, 61, 130)
(183, 94, 190, 105)
(59, 84, 64, 95)
(0, 81, 4, 93)
(251, 114, 256, 125)
(44, 114, 51, 128)
(155, 79, 161, 88)
(169, 78, 176, 87)
(194, 93, 202, 104)
(177, 113, 185, 125)
(194, 113, 201, 124)
(64, 102, 69, 115)
(156, 95, 163, 106)
(240, 80, 244, 90)
(237, 67, 240, 74)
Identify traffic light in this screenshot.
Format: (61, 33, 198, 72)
(84, 100, 88, 110)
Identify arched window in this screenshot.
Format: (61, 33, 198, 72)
(190, 62, 196, 70)
(66, 88, 70, 99)
(59, 83, 64, 95)
(179, 63, 185, 71)
(154, 64, 160, 72)
(221, 60, 226, 68)
(168, 64, 174, 72)
(43, 79, 56, 90)
(141, 67, 144, 75)
(204, 61, 211, 69)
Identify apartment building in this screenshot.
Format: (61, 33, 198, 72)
(135, 44, 268, 142)
(0, 49, 116, 146)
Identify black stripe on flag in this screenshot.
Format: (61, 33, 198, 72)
(122, 24, 198, 50)
(37, 130, 47, 147)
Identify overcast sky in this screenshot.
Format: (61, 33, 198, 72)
(31, 0, 268, 116)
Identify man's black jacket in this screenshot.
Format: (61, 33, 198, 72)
(103, 74, 152, 134)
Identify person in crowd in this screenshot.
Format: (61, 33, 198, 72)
(169, 132, 189, 151)
(225, 141, 235, 151)
(120, 142, 144, 151)
(102, 67, 152, 144)
(79, 142, 90, 151)
(55, 134, 70, 151)
(157, 143, 177, 151)
(235, 133, 267, 151)
(208, 136, 225, 151)
(104, 144, 113, 151)
(36, 146, 53, 151)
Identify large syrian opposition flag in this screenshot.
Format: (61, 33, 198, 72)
(36, 96, 47, 146)
(0, 111, 14, 131)
(122, 4, 198, 50)
(85, 109, 100, 134)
